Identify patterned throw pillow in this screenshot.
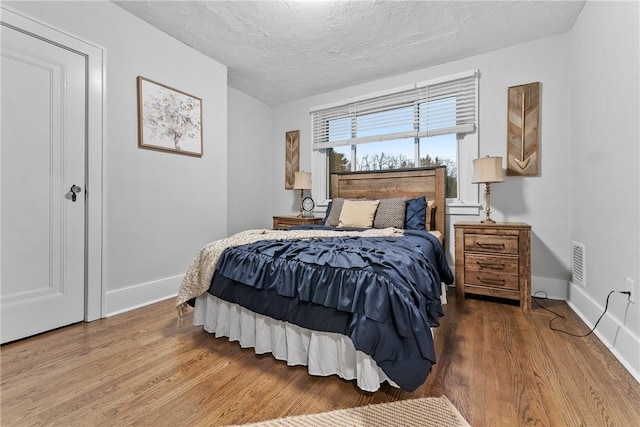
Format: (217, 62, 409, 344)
(373, 197, 407, 229)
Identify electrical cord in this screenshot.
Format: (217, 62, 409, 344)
(533, 290, 631, 338)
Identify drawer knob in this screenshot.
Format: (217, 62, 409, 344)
(475, 242, 505, 250)
(477, 276, 506, 287)
(477, 262, 505, 270)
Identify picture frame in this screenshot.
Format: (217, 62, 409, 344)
(137, 76, 203, 157)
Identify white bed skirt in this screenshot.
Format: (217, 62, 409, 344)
(193, 293, 398, 392)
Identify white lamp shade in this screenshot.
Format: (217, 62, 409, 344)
(472, 156, 504, 184)
(293, 171, 312, 189)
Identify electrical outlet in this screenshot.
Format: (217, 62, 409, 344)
(627, 278, 636, 304)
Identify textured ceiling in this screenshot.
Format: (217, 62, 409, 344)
(115, 1, 585, 105)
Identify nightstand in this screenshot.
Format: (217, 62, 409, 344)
(273, 215, 323, 230)
(454, 222, 531, 310)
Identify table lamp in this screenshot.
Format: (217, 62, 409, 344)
(472, 156, 504, 223)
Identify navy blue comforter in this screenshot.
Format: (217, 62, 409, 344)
(207, 227, 454, 391)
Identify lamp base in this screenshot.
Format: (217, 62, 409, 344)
(482, 183, 497, 225)
(297, 189, 304, 217)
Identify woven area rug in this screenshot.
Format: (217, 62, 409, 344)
(230, 396, 470, 427)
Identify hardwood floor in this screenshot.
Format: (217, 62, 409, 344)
(1, 289, 639, 426)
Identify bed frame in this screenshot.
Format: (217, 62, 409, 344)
(330, 166, 447, 243)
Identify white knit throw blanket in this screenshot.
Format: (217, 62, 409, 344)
(176, 227, 404, 321)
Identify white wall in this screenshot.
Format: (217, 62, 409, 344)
(272, 33, 572, 299)
(7, 1, 229, 315)
(227, 87, 274, 234)
(567, 0, 639, 380)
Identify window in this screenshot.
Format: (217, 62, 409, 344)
(312, 70, 478, 207)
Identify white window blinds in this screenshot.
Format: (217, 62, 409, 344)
(311, 69, 478, 150)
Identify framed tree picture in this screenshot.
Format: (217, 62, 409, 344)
(137, 76, 203, 157)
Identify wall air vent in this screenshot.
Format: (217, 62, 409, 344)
(572, 241, 586, 287)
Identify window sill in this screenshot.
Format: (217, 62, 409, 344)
(446, 202, 481, 216)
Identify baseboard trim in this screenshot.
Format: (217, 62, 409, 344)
(532, 276, 568, 300)
(105, 274, 182, 317)
(567, 282, 640, 383)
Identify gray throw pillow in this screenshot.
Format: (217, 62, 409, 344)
(373, 197, 407, 229)
(324, 198, 345, 227)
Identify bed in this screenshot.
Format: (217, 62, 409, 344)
(177, 167, 453, 392)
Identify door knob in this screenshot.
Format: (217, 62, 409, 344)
(69, 185, 82, 202)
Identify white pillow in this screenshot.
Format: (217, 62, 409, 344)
(337, 199, 380, 228)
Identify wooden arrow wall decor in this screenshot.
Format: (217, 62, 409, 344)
(507, 82, 540, 176)
(285, 130, 300, 189)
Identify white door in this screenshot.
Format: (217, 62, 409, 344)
(1, 24, 87, 343)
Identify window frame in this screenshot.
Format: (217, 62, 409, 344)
(310, 70, 481, 216)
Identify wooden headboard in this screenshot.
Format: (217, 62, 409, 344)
(330, 166, 447, 242)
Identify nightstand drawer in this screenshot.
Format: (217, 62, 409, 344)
(275, 218, 304, 228)
(465, 253, 519, 275)
(273, 215, 322, 230)
(465, 271, 519, 291)
(464, 234, 519, 255)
